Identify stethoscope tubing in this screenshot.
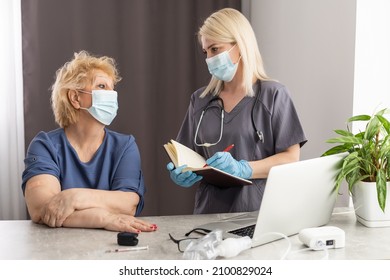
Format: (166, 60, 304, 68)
(194, 81, 264, 147)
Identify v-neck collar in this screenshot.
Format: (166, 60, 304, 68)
(222, 96, 252, 123)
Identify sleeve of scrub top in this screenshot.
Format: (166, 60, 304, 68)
(272, 86, 307, 153)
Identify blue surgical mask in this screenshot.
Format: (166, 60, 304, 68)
(79, 89, 118, 125)
(205, 44, 239, 82)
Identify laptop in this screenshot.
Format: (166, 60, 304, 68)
(193, 153, 346, 247)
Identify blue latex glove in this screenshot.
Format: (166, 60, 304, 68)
(206, 152, 252, 179)
(166, 162, 203, 188)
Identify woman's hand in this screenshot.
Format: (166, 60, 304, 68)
(206, 152, 252, 179)
(167, 162, 202, 187)
(103, 212, 158, 233)
(40, 189, 77, 227)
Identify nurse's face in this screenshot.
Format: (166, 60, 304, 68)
(201, 37, 240, 63)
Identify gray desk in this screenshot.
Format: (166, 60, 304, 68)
(1, 208, 389, 260)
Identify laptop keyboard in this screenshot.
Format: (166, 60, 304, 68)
(228, 224, 256, 238)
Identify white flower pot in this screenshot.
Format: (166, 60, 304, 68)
(351, 181, 390, 227)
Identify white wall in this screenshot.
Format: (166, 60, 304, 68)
(353, 0, 390, 131)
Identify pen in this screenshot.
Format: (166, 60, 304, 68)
(105, 245, 149, 253)
(203, 144, 235, 167)
(222, 144, 235, 153)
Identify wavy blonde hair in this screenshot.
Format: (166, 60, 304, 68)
(51, 50, 121, 128)
(198, 8, 269, 97)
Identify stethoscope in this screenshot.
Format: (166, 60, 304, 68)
(194, 82, 264, 147)
(194, 97, 225, 147)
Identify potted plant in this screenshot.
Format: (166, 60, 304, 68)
(322, 108, 390, 227)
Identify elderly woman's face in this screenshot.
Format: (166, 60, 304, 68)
(78, 70, 115, 109)
(88, 70, 114, 91)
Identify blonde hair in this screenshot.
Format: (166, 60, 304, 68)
(198, 8, 269, 97)
(51, 50, 121, 128)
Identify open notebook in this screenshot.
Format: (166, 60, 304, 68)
(193, 153, 346, 247)
(163, 139, 252, 187)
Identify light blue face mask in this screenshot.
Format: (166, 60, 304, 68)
(205, 44, 239, 82)
(79, 89, 118, 126)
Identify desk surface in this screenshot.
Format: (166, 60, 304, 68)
(1, 208, 389, 260)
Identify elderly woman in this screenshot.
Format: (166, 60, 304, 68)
(22, 51, 157, 233)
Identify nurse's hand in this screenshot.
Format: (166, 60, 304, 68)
(206, 152, 252, 179)
(167, 162, 203, 187)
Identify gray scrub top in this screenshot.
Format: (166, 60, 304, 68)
(177, 80, 307, 214)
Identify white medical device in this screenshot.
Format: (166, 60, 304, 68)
(298, 226, 345, 250)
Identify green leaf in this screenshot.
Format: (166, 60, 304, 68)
(348, 115, 371, 122)
(376, 169, 387, 212)
(379, 136, 390, 159)
(364, 116, 381, 140)
(334, 130, 354, 137)
(375, 108, 390, 117)
(321, 144, 351, 156)
(377, 115, 390, 134)
(354, 131, 365, 140)
(338, 155, 361, 190)
(326, 136, 363, 145)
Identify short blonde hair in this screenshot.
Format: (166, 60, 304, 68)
(198, 8, 269, 97)
(51, 50, 121, 128)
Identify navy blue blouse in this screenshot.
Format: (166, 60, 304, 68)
(21, 128, 145, 216)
